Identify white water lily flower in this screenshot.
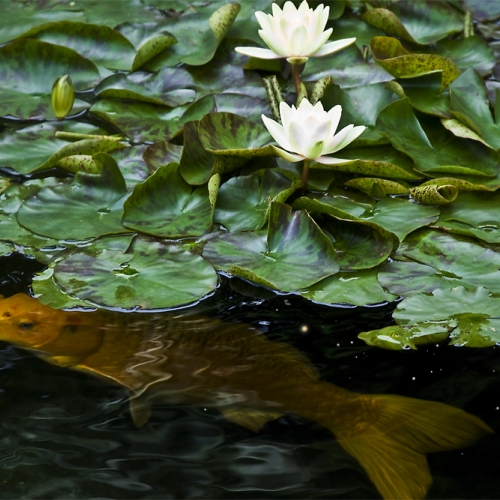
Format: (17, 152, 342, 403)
(235, 1, 356, 65)
(262, 99, 365, 165)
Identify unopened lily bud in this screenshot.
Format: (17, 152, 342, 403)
(51, 75, 74, 119)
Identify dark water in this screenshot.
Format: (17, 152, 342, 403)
(0, 254, 499, 499)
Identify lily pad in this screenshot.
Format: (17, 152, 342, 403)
(199, 112, 273, 156)
(362, 2, 463, 45)
(359, 197, 439, 242)
(321, 82, 397, 145)
(95, 70, 196, 107)
(377, 98, 500, 178)
(122, 163, 214, 238)
(52, 235, 218, 310)
(0, 38, 100, 119)
(312, 144, 420, 180)
(203, 202, 340, 292)
(387, 73, 451, 118)
(19, 21, 137, 70)
(392, 229, 500, 295)
(143, 141, 183, 174)
(358, 323, 450, 351)
(394, 286, 500, 347)
(301, 268, 397, 306)
(370, 37, 461, 91)
(17, 153, 131, 241)
(450, 68, 500, 150)
(214, 169, 299, 232)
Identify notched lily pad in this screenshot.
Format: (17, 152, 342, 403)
(214, 169, 299, 232)
(301, 268, 397, 307)
(52, 235, 218, 310)
(122, 163, 214, 238)
(203, 202, 340, 292)
(17, 153, 131, 240)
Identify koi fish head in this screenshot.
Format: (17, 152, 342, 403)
(0, 293, 69, 348)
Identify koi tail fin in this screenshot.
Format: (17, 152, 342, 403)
(330, 394, 493, 500)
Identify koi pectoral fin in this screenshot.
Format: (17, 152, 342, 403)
(129, 395, 152, 428)
(220, 408, 284, 432)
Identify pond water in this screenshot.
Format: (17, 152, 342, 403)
(0, 254, 498, 499)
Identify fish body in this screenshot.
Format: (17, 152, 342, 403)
(0, 293, 493, 499)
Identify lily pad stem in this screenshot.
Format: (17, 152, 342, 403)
(302, 159, 311, 191)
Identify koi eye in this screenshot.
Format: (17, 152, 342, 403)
(19, 321, 34, 330)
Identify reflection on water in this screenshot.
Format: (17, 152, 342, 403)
(0, 291, 496, 499)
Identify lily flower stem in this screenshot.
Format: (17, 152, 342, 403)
(292, 64, 301, 94)
(302, 159, 311, 192)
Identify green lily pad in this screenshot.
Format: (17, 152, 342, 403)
(358, 323, 450, 351)
(124, 3, 240, 68)
(393, 229, 500, 295)
(52, 235, 218, 310)
(436, 191, 500, 242)
(122, 163, 214, 238)
(359, 197, 439, 242)
(394, 286, 500, 347)
(132, 34, 177, 72)
(301, 268, 397, 306)
(303, 44, 393, 88)
(377, 98, 500, 178)
(463, 0, 500, 21)
(370, 37, 461, 91)
(89, 98, 186, 143)
(110, 145, 150, 190)
(0, 121, 108, 174)
(0, 38, 100, 120)
(362, 2, 462, 45)
(17, 153, 131, 241)
(450, 68, 500, 150)
(313, 144, 419, 180)
(345, 178, 409, 197)
(95, 70, 196, 107)
(143, 141, 183, 174)
(19, 21, 137, 70)
(199, 112, 273, 156)
(203, 202, 340, 292)
(320, 216, 396, 270)
(431, 36, 495, 77)
(179, 120, 215, 185)
(214, 169, 299, 232)
(387, 73, 451, 118)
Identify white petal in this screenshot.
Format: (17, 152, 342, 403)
(283, 1, 298, 15)
(279, 101, 293, 133)
(319, 5, 329, 32)
(261, 114, 295, 152)
(331, 125, 366, 152)
(255, 11, 271, 31)
(287, 118, 306, 154)
(271, 145, 304, 163)
(305, 28, 332, 56)
(313, 100, 325, 113)
(258, 30, 287, 56)
(312, 38, 356, 57)
(314, 156, 355, 165)
(323, 124, 353, 154)
(290, 25, 309, 56)
(298, 0, 311, 15)
(327, 105, 342, 135)
(297, 98, 313, 113)
(272, 3, 283, 18)
(234, 46, 283, 59)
